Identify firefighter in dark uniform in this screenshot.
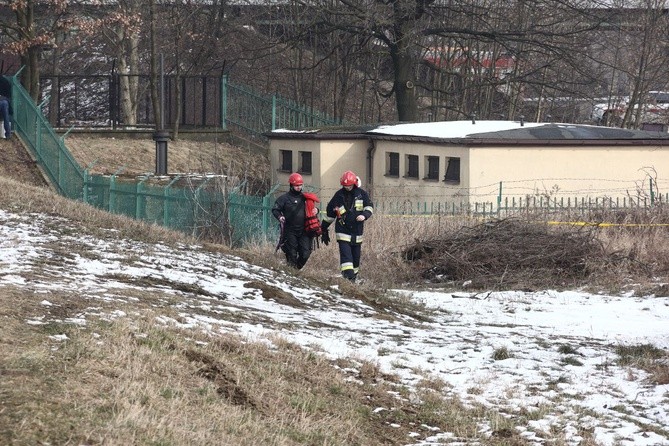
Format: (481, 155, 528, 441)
(272, 173, 312, 269)
(320, 170, 373, 282)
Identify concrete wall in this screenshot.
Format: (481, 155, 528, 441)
(371, 140, 470, 209)
(269, 138, 368, 200)
(468, 144, 669, 203)
(270, 136, 669, 210)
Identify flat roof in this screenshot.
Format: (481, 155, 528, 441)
(268, 120, 669, 144)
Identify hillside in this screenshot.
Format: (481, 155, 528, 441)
(0, 137, 49, 188)
(0, 174, 668, 445)
(1, 132, 271, 195)
(63, 133, 270, 183)
(1, 133, 669, 445)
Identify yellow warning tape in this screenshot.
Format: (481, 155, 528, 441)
(546, 221, 669, 227)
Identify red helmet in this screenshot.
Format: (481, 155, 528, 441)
(288, 172, 303, 186)
(340, 170, 357, 187)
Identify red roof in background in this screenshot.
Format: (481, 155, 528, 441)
(424, 47, 515, 72)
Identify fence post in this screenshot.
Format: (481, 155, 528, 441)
(262, 193, 272, 240)
(650, 178, 655, 206)
(136, 177, 149, 220)
(83, 169, 90, 203)
(261, 184, 281, 239)
(163, 176, 181, 227)
(109, 175, 116, 214)
(272, 95, 277, 130)
(220, 75, 228, 130)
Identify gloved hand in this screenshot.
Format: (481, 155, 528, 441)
(279, 216, 286, 223)
(321, 231, 330, 246)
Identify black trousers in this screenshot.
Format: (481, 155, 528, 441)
(282, 229, 312, 269)
(337, 240, 361, 281)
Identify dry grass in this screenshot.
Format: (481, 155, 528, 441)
(615, 344, 669, 385)
(0, 175, 194, 247)
(0, 174, 540, 446)
(249, 209, 669, 296)
(0, 287, 520, 446)
(2, 135, 668, 445)
(250, 213, 471, 287)
(65, 134, 271, 194)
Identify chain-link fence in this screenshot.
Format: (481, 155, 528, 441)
(10, 73, 279, 247)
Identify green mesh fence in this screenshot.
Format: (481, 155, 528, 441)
(7, 72, 279, 247)
(82, 173, 277, 247)
(10, 73, 85, 198)
(229, 190, 279, 247)
(222, 76, 343, 138)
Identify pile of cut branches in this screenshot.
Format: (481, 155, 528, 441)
(402, 218, 610, 290)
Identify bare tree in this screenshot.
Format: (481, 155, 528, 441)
(268, 0, 610, 123)
(0, 0, 69, 100)
(620, 0, 669, 128)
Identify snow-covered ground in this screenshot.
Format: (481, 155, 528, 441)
(1, 209, 668, 445)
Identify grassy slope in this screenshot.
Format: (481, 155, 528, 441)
(1, 134, 666, 445)
(0, 165, 529, 444)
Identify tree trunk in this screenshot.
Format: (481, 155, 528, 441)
(390, 41, 417, 122)
(48, 32, 64, 126)
(15, 1, 40, 101)
(149, 0, 161, 130)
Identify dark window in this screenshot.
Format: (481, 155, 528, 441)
(444, 157, 460, 183)
(299, 151, 312, 174)
(279, 150, 292, 171)
(426, 156, 439, 180)
(386, 152, 399, 176)
(406, 154, 419, 178)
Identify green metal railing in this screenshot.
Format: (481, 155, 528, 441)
(10, 70, 86, 199)
(8, 73, 279, 247)
(222, 75, 342, 139)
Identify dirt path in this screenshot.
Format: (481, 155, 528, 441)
(0, 137, 49, 188)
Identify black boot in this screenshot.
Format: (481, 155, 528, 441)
(343, 270, 356, 282)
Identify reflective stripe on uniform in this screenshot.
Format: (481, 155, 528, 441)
(363, 206, 373, 213)
(336, 232, 352, 242)
(335, 232, 363, 243)
(323, 215, 335, 223)
(340, 262, 354, 272)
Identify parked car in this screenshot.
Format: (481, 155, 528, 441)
(592, 91, 669, 126)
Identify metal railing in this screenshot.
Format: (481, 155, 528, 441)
(375, 193, 669, 219)
(10, 73, 280, 247)
(39, 74, 343, 139)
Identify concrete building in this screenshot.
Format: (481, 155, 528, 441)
(268, 121, 669, 212)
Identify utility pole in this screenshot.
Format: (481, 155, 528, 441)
(153, 53, 168, 175)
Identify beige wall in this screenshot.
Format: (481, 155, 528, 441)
(270, 137, 669, 210)
(318, 139, 368, 199)
(371, 141, 470, 209)
(469, 144, 669, 203)
(269, 138, 368, 200)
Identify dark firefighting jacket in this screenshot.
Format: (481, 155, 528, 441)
(321, 186, 373, 243)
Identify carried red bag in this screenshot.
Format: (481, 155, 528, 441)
(303, 192, 322, 237)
